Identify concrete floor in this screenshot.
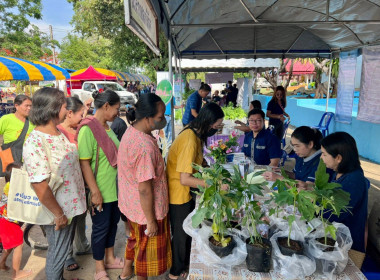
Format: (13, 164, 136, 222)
(0, 125, 379, 280)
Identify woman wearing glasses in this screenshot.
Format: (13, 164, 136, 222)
(242, 109, 282, 167)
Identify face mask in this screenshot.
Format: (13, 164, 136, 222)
(151, 118, 167, 130)
(206, 128, 218, 137)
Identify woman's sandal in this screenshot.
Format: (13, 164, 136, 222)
(105, 256, 124, 269)
(117, 273, 135, 280)
(165, 272, 189, 280)
(94, 271, 110, 280)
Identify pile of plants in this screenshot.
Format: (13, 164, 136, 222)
(221, 104, 247, 120)
(208, 131, 239, 163)
(186, 160, 352, 278)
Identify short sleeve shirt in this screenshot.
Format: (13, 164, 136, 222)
(23, 130, 86, 219)
(242, 129, 282, 165)
(118, 126, 169, 224)
(166, 128, 203, 205)
(182, 91, 202, 125)
(78, 126, 119, 203)
(0, 114, 35, 144)
(267, 99, 285, 126)
(293, 150, 322, 182)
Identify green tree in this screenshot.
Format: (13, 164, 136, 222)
(59, 34, 116, 70)
(0, 24, 54, 60)
(0, 0, 42, 34)
(68, 0, 168, 81)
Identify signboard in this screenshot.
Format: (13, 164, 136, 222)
(189, 79, 201, 90)
(205, 72, 233, 84)
(124, 0, 160, 55)
(156, 79, 173, 105)
(156, 71, 170, 84)
(174, 73, 185, 105)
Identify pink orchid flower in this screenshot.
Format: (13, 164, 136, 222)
(226, 148, 232, 154)
(231, 130, 237, 137)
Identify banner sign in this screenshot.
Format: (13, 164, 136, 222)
(358, 46, 380, 124)
(205, 72, 233, 84)
(174, 73, 185, 105)
(156, 79, 173, 105)
(335, 50, 358, 124)
(124, 0, 159, 55)
(189, 79, 201, 90)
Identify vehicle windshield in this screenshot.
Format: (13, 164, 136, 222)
(97, 83, 125, 91)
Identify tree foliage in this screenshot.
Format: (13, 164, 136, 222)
(59, 34, 115, 70)
(0, 0, 42, 34)
(0, 25, 54, 60)
(68, 0, 168, 80)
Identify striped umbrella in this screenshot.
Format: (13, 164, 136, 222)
(0, 56, 69, 81)
(33, 61, 70, 80)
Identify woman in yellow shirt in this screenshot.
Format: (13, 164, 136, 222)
(166, 102, 224, 280)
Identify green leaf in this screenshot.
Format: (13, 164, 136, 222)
(191, 207, 207, 228)
(326, 224, 337, 240)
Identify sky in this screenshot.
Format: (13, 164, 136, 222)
(29, 0, 74, 44)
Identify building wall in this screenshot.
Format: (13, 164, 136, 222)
(254, 94, 380, 163)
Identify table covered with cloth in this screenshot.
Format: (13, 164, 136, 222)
(188, 238, 367, 280)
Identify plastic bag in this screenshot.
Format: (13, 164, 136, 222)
(183, 210, 247, 268)
(270, 228, 316, 279)
(305, 221, 352, 279)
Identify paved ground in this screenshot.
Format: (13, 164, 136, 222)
(0, 125, 379, 280)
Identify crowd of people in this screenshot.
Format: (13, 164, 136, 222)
(0, 81, 369, 279)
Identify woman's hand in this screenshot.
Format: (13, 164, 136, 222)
(296, 180, 314, 191)
(91, 190, 103, 214)
(146, 220, 158, 237)
(279, 115, 286, 122)
(54, 214, 68, 231)
(234, 120, 244, 126)
(263, 171, 282, 181)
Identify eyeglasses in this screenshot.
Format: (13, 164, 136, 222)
(248, 119, 263, 124)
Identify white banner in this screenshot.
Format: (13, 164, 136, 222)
(205, 72, 233, 84)
(358, 46, 380, 124)
(335, 50, 358, 124)
(236, 78, 253, 110)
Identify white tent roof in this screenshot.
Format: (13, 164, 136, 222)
(172, 58, 280, 72)
(150, 0, 380, 59)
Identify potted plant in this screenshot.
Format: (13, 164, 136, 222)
(307, 160, 351, 275)
(236, 168, 272, 272)
(270, 170, 316, 256)
(191, 163, 237, 258)
(208, 131, 239, 163)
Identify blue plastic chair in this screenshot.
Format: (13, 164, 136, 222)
(311, 112, 334, 137)
(281, 119, 290, 148)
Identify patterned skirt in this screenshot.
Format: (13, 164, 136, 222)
(125, 215, 172, 277)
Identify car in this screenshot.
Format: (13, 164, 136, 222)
(71, 81, 138, 106)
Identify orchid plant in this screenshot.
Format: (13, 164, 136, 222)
(209, 131, 239, 163)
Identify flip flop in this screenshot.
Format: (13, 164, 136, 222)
(66, 263, 80, 271)
(13, 269, 33, 279)
(165, 272, 188, 280)
(105, 256, 124, 269)
(117, 273, 135, 280)
(94, 271, 110, 280)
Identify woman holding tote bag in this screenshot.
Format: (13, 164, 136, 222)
(22, 87, 86, 280)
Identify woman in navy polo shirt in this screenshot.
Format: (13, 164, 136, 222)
(242, 109, 282, 167)
(266, 86, 290, 141)
(263, 126, 327, 188)
(320, 132, 368, 256)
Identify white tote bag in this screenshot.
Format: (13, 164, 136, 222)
(7, 136, 64, 225)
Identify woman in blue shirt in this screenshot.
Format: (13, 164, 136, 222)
(320, 132, 368, 256)
(264, 126, 325, 188)
(266, 86, 290, 141)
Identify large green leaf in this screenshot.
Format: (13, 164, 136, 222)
(191, 207, 208, 228)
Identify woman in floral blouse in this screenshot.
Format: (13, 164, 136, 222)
(23, 87, 86, 280)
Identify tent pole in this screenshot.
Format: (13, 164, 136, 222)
(169, 39, 175, 142)
(325, 57, 333, 112)
(29, 81, 32, 96)
(179, 58, 184, 116)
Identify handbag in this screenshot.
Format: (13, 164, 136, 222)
(0, 119, 29, 176)
(7, 135, 64, 225)
(85, 145, 100, 212)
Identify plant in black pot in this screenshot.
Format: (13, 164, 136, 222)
(307, 160, 351, 276)
(270, 170, 316, 256)
(191, 163, 238, 258)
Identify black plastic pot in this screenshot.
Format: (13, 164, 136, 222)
(277, 237, 304, 256)
(209, 236, 237, 258)
(246, 238, 272, 272)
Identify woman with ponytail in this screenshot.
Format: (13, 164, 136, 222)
(263, 126, 329, 189)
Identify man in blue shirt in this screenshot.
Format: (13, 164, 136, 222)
(242, 109, 282, 166)
(182, 83, 211, 126)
